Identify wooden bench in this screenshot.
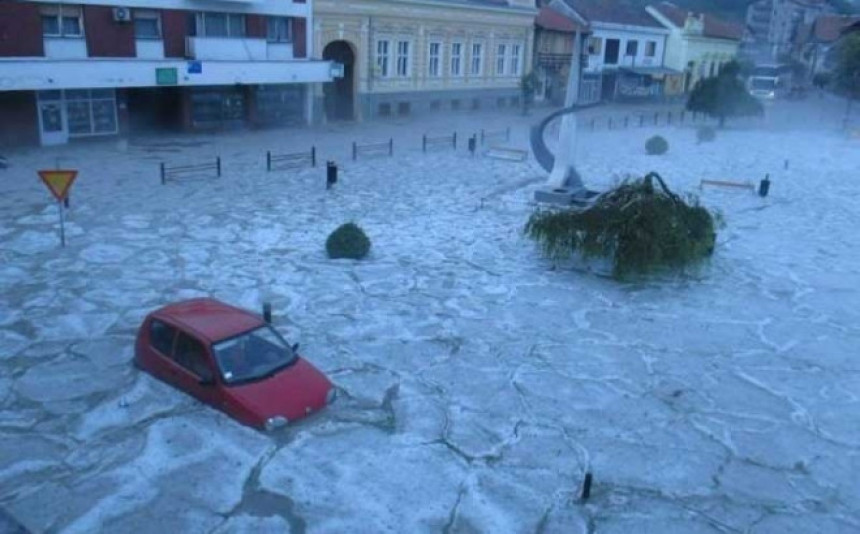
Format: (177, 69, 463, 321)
(485, 146, 528, 162)
(699, 179, 755, 192)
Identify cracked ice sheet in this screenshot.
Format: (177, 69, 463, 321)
(1, 101, 860, 531)
(259, 423, 467, 533)
(11, 413, 272, 534)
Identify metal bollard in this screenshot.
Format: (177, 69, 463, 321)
(326, 160, 338, 189)
(468, 135, 477, 156)
(581, 472, 593, 502)
(759, 174, 771, 197)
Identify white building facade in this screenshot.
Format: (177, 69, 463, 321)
(0, 0, 335, 146)
(552, 0, 673, 101)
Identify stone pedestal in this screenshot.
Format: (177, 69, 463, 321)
(534, 187, 600, 207)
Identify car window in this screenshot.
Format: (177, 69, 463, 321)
(212, 326, 296, 385)
(173, 333, 214, 380)
(150, 319, 178, 355)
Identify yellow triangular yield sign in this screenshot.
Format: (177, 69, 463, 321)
(38, 170, 78, 201)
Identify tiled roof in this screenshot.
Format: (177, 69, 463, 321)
(535, 6, 586, 33)
(649, 2, 744, 40)
(812, 14, 860, 42)
(562, 0, 663, 28)
(412, 0, 535, 12)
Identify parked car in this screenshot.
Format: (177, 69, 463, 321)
(134, 298, 335, 431)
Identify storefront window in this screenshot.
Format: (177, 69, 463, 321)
(191, 88, 246, 127)
(61, 89, 118, 137)
(256, 85, 304, 125)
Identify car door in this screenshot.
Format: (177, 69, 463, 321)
(147, 318, 180, 384)
(168, 332, 221, 408)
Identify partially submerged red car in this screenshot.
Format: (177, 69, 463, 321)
(134, 298, 335, 431)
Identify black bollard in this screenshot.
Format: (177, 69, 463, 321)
(262, 302, 272, 323)
(758, 174, 771, 197)
(581, 472, 593, 502)
(468, 135, 477, 156)
(326, 160, 338, 189)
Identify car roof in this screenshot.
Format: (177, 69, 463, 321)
(153, 298, 265, 343)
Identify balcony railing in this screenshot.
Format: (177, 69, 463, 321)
(538, 52, 573, 67)
(186, 36, 267, 61)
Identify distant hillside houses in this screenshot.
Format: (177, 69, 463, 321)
(743, 0, 835, 62)
(533, 0, 743, 104)
(796, 13, 860, 75)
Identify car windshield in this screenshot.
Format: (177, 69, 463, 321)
(212, 326, 297, 385)
(751, 78, 776, 91)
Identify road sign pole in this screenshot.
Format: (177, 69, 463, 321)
(58, 200, 66, 247)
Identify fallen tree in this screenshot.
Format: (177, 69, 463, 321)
(525, 173, 719, 280)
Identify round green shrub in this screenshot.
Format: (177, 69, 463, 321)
(326, 223, 371, 259)
(645, 135, 669, 155)
(696, 126, 717, 144)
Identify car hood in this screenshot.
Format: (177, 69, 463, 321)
(225, 357, 332, 423)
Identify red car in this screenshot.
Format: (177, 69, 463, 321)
(134, 298, 335, 431)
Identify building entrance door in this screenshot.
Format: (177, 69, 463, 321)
(36, 91, 68, 146)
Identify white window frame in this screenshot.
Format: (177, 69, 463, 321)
(625, 40, 638, 57)
(196, 12, 246, 38)
(470, 41, 484, 77)
(451, 42, 463, 77)
(396, 40, 411, 78)
(496, 43, 507, 76)
(587, 37, 601, 56)
(376, 39, 391, 78)
(428, 41, 442, 78)
(509, 43, 522, 76)
(133, 9, 161, 40)
(645, 40, 657, 57)
(267, 16, 292, 43)
(64, 89, 118, 138)
(41, 4, 84, 39)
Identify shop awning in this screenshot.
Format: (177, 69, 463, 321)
(620, 66, 683, 76)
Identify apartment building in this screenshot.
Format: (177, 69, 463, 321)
(0, 0, 335, 146)
(744, 0, 834, 62)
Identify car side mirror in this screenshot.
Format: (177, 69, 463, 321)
(291, 343, 299, 353)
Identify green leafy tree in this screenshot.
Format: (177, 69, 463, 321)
(835, 33, 860, 98)
(686, 61, 763, 127)
(520, 71, 539, 115)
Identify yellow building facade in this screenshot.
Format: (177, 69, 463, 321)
(313, 0, 537, 121)
(646, 4, 743, 95)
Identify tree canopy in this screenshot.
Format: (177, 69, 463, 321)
(686, 62, 763, 127)
(835, 33, 860, 98)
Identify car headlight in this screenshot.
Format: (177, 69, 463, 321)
(326, 388, 337, 404)
(264, 416, 288, 431)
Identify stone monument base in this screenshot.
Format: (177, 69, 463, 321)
(534, 187, 600, 207)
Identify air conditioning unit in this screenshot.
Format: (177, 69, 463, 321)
(113, 7, 132, 23)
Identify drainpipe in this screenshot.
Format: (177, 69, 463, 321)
(307, 0, 314, 60)
(307, 0, 315, 125)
